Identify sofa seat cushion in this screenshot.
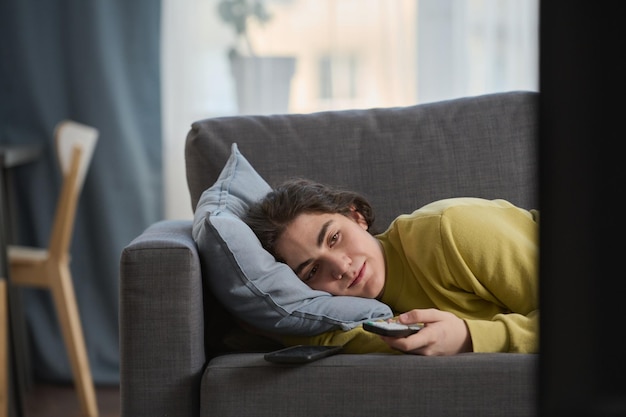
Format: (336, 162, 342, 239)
(200, 352, 538, 417)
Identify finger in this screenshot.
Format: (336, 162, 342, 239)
(398, 308, 442, 325)
(381, 330, 429, 353)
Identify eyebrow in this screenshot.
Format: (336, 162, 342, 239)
(293, 219, 333, 276)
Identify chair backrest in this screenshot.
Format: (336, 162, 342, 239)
(48, 120, 98, 258)
(55, 121, 98, 191)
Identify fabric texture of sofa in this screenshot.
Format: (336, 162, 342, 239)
(120, 91, 539, 417)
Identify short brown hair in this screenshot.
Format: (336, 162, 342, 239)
(244, 178, 375, 260)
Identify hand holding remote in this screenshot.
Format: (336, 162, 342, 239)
(376, 309, 473, 356)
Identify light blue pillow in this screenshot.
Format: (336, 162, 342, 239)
(192, 143, 393, 335)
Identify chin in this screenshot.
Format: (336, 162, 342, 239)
(359, 288, 376, 299)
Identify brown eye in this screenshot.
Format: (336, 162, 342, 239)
(304, 265, 319, 282)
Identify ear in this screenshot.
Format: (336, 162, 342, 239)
(348, 206, 369, 230)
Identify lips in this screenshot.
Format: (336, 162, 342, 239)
(348, 262, 365, 288)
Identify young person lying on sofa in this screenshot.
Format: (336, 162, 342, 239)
(244, 178, 539, 355)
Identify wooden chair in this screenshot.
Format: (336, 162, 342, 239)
(8, 121, 99, 417)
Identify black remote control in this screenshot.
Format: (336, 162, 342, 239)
(363, 320, 423, 337)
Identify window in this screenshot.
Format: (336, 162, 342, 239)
(162, 0, 538, 219)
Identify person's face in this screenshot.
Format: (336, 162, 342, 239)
(275, 210, 386, 298)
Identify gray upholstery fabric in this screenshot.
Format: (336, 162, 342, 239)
(201, 353, 537, 417)
(185, 91, 538, 229)
(119, 220, 205, 416)
(120, 91, 539, 417)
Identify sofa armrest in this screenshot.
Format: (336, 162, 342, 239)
(119, 220, 205, 417)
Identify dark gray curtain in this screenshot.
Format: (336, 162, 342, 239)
(0, 0, 162, 384)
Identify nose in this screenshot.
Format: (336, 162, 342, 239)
(329, 252, 350, 280)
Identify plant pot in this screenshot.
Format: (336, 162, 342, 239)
(230, 54, 296, 115)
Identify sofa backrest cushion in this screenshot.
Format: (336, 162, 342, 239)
(186, 91, 539, 232)
(192, 143, 393, 336)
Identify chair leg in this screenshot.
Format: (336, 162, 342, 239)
(0, 279, 7, 417)
(49, 263, 98, 417)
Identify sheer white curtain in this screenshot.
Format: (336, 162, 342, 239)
(417, 0, 538, 103)
(161, 0, 538, 220)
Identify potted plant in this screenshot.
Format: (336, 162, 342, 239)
(217, 0, 296, 115)
(217, 0, 272, 58)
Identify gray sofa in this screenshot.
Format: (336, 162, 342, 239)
(120, 91, 539, 417)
